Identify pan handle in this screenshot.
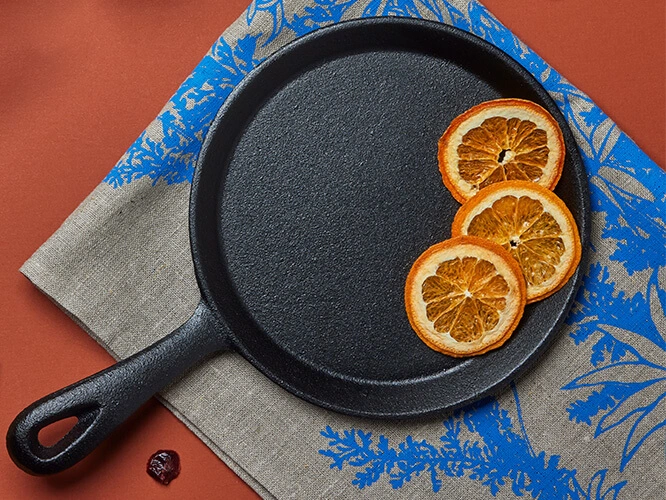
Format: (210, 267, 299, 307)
(6, 299, 230, 475)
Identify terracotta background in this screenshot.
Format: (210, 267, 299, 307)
(1, 1, 663, 498)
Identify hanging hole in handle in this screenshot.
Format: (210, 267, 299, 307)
(38, 416, 79, 447)
(27, 406, 102, 460)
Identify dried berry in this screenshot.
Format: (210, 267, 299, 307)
(147, 450, 181, 485)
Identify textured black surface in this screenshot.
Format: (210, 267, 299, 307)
(8, 17, 590, 475)
(192, 18, 590, 417)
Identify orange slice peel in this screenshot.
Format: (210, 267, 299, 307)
(404, 236, 527, 357)
(438, 98, 565, 203)
(452, 180, 581, 303)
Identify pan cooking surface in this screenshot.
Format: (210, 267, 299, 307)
(220, 50, 495, 380)
(192, 18, 589, 416)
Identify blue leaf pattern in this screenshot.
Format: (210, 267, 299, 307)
(248, 0, 286, 43)
(101, 0, 665, 494)
(319, 385, 626, 497)
(289, 0, 357, 36)
(104, 34, 262, 187)
(362, 0, 423, 17)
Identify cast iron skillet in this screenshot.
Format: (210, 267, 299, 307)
(7, 17, 590, 475)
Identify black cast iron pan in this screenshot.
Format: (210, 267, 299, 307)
(7, 17, 590, 475)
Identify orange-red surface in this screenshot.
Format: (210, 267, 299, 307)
(1, 1, 663, 499)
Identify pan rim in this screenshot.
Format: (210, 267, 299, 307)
(188, 16, 590, 419)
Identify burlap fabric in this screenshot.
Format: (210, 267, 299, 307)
(21, 1, 666, 498)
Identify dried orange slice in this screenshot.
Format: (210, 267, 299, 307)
(405, 236, 526, 357)
(452, 181, 581, 303)
(438, 98, 565, 203)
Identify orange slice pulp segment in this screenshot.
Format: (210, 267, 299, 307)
(438, 98, 565, 203)
(452, 180, 582, 303)
(405, 236, 526, 357)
